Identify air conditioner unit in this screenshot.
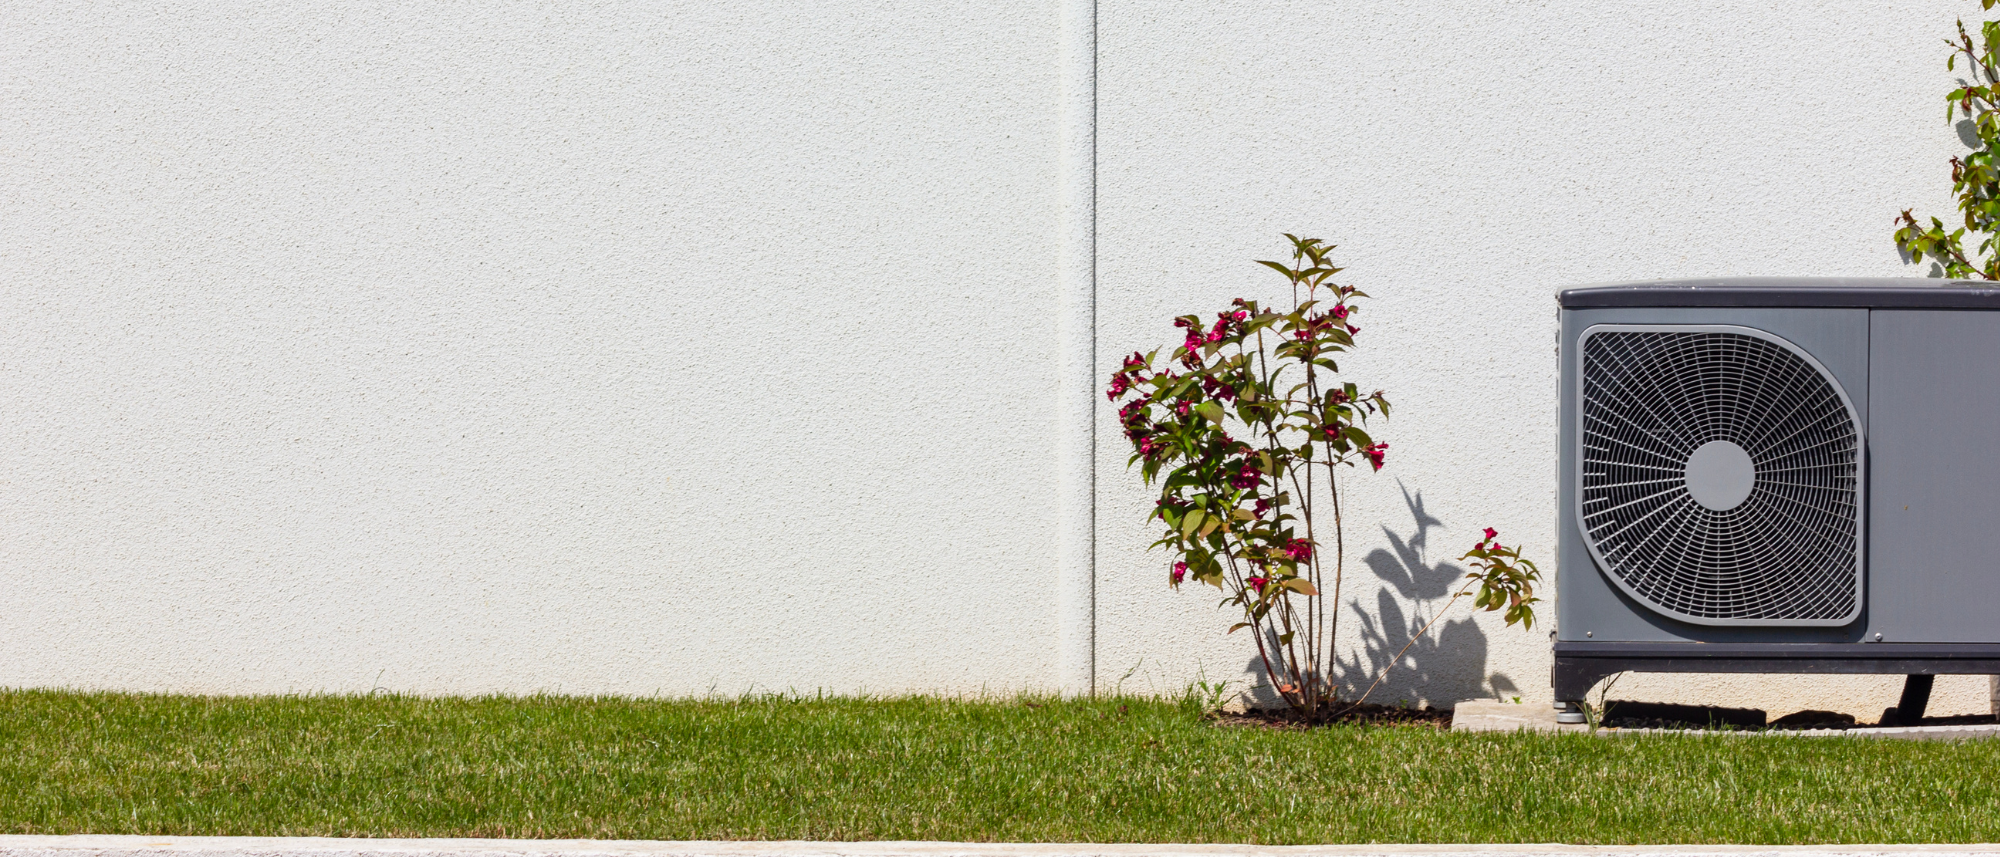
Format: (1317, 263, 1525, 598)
(1554, 277, 2000, 720)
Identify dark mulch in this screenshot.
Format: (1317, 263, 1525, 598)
(1210, 700, 1452, 730)
(1601, 700, 1766, 730)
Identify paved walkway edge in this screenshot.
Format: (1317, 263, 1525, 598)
(0, 836, 1997, 857)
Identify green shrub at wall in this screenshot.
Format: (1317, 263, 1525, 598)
(1897, 1, 2000, 278)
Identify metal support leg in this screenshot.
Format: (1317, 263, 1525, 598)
(1890, 674, 1934, 725)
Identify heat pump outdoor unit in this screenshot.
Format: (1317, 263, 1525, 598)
(1554, 277, 2000, 720)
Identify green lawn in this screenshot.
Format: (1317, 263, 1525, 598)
(0, 690, 1995, 843)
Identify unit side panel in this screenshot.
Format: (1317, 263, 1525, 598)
(1557, 308, 1868, 643)
(1868, 310, 2000, 644)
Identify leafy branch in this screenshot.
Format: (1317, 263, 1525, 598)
(1896, 1, 2000, 279)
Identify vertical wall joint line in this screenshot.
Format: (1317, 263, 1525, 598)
(1058, 0, 1097, 696)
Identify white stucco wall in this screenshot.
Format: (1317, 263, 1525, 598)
(1092, 0, 1991, 716)
(1, 1, 1991, 717)
(0, 2, 1063, 695)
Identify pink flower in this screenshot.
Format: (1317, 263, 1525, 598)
(1180, 340, 1205, 369)
(1284, 538, 1313, 562)
(1483, 527, 1499, 541)
(1253, 497, 1272, 517)
(1171, 562, 1187, 585)
(1247, 576, 1268, 594)
(1228, 464, 1262, 489)
(1362, 441, 1388, 471)
(1106, 374, 1130, 400)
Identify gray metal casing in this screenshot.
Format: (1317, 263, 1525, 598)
(1557, 278, 2000, 646)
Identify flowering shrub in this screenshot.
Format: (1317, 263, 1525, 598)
(1108, 235, 1539, 717)
(1896, 1, 2000, 278)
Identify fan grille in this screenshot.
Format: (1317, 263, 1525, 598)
(1578, 327, 1861, 624)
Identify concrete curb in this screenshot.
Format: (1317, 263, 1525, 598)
(1, 837, 1998, 857)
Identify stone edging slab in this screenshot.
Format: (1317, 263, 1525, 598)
(2, 836, 1999, 857)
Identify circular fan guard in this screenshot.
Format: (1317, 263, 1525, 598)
(1577, 327, 1861, 625)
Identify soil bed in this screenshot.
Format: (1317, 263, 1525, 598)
(1210, 700, 1451, 729)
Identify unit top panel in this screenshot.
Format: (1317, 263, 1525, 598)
(1559, 277, 2000, 309)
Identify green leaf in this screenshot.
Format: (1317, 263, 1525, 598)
(1256, 260, 1295, 279)
(1195, 401, 1227, 424)
(1180, 509, 1206, 538)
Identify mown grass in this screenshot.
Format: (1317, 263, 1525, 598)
(0, 690, 1996, 843)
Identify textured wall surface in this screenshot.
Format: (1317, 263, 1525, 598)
(1092, 0, 1991, 716)
(2, 1, 1991, 716)
(0, 2, 1063, 695)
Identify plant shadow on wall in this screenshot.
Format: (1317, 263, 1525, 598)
(1235, 485, 1522, 710)
(1108, 234, 1541, 722)
(1342, 484, 1520, 705)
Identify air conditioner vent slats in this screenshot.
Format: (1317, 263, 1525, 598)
(1578, 328, 1861, 624)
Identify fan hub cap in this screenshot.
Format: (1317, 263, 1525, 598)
(1684, 440, 1756, 511)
